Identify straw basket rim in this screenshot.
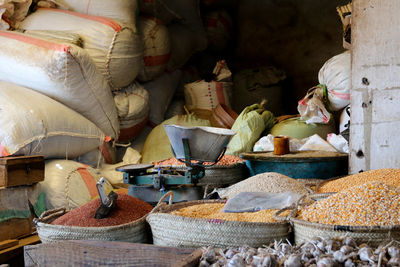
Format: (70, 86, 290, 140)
(148, 198, 288, 227)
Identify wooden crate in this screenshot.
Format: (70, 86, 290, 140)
(0, 218, 33, 242)
(0, 156, 44, 187)
(24, 240, 202, 267)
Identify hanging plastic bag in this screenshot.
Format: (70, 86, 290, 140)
(297, 85, 332, 124)
(222, 191, 303, 213)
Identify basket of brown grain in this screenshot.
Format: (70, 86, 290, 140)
(34, 193, 154, 243)
(147, 192, 290, 248)
(275, 181, 400, 247)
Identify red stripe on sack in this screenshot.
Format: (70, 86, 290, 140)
(205, 18, 218, 28)
(77, 167, 98, 198)
(143, 54, 171, 67)
(38, 8, 122, 32)
(147, 120, 158, 129)
(118, 116, 149, 142)
(0, 30, 70, 52)
(0, 144, 10, 157)
(329, 89, 350, 100)
(143, 0, 153, 3)
(86, 0, 91, 14)
(298, 98, 307, 106)
(140, 14, 163, 25)
(215, 82, 226, 105)
(100, 143, 113, 164)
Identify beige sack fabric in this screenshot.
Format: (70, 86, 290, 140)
(0, 30, 119, 138)
(0, 81, 106, 159)
(19, 8, 144, 90)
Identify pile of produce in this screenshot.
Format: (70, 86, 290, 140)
(171, 203, 283, 223)
(300, 182, 400, 226)
(154, 155, 244, 166)
(198, 237, 400, 267)
(216, 172, 308, 199)
(52, 194, 153, 227)
(318, 168, 400, 193)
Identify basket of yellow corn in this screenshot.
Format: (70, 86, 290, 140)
(275, 181, 400, 247)
(147, 192, 290, 248)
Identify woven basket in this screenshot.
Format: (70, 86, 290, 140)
(147, 192, 290, 248)
(34, 207, 150, 244)
(160, 163, 247, 186)
(274, 205, 400, 247)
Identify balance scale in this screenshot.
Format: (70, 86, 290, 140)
(116, 125, 235, 204)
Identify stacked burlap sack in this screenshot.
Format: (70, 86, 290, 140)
(0, 0, 213, 224)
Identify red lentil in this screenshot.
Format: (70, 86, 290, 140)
(52, 194, 153, 227)
(154, 155, 244, 166)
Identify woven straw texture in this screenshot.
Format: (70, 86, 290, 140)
(35, 208, 149, 244)
(274, 204, 400, 247)
(292, 217, 400, 247)
(147, 199, 289, 248)
(162, 163, 246, 186)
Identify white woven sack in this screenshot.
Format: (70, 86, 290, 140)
(318, 51, 351, 111)
(41, 160, 111, 211)
(137, 16, 170, 82)
(37, 0, 139, 27)
(204, 10, 233, 51)
(144, 70, 182, 125)
(184, 81, 233, 112)
(74, 142, 117, 168)
(19, 8, 143, 90)
(0, 30, 119, 139)
(114, 82, 150, 141)
(0, 81, 105, 159)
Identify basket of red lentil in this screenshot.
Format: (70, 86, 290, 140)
(146, 192, 290, 248)
(34, 194, 154, 243)
(154, 155, 247, 186)
(275, 181, 400, 247)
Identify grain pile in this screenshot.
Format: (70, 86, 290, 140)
(318, 168, 400, 193)
(154, 155, 244, 166)
(52, 194, 153, 227)
(299, 182, 400, 226)
(216, 172, 308, 199)
(171, 203, 282, 223)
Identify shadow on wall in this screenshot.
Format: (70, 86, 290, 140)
(233, 0, 349, 113)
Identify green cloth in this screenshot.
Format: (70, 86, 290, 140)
(226, 103, 275, 156)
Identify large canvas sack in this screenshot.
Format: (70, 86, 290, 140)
(114, 82, 150, 142)
(19, 8, 143, 90)
(41, 160, 111, 210)
(203, 10, 233, 51)
(0, 81, 106, 159)
(137, 16, 170, 82)
(36, 0, 139, 27)
(0, 30, 119, 138)
(318, 51, 351, 111)
(143, 70, 182, 125)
